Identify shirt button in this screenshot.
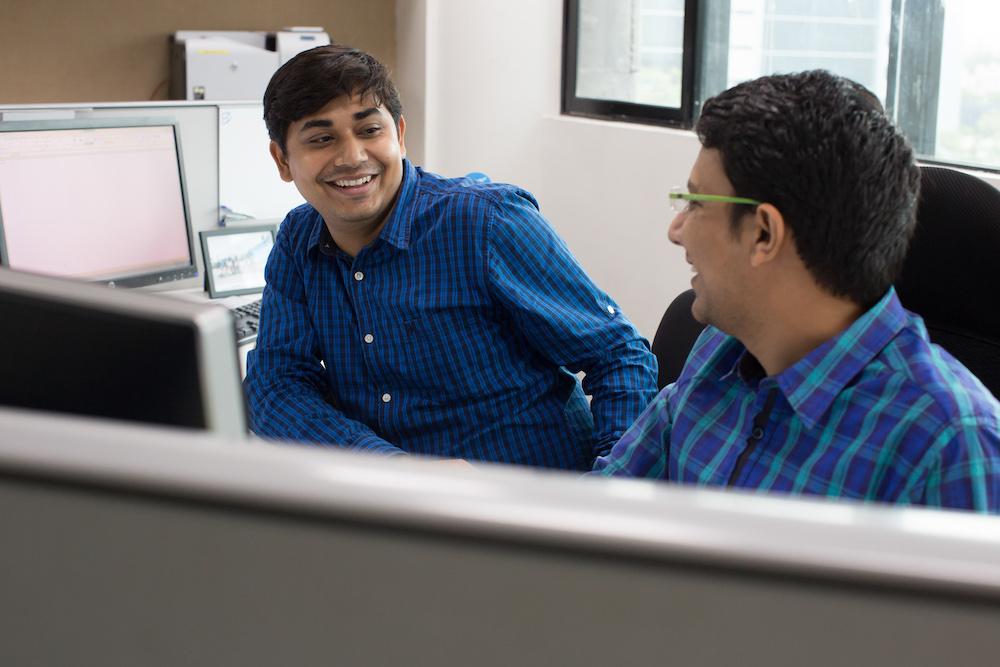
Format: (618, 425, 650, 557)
(381, 393, 392, 403)
(363, 333, 374, 344)
(751, 427, 764, 440)
(354, 271, 365, 281)
(606, 305, 615, 315)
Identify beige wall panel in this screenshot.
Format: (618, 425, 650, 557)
(1, 0, 396, 104)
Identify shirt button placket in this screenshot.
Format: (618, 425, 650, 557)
(352, 266, 385, 408)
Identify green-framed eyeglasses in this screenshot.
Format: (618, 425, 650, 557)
(669, 186, 761, 213)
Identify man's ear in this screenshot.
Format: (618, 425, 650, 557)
(749, 203, 786, 267)
(270, 140, 293, 183)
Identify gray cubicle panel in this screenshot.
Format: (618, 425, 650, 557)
(2, 405, 1000, 667)
(217, 102, 304, 221)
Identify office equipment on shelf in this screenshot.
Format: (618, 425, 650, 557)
(3, 406, 1000, 665)
(232, 297, 262, 345)
(200, 224, 275, 298)
(171, 28, 331, 101)
(0, 117, 198, 288)
(0, 267, 246, 438)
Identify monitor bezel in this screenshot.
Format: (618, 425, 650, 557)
(0, 117, 199, 288)
(199, 223, 277, 298)
(0, 266, 247, 438)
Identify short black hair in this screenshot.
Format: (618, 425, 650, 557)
(263, 44, 403, 153)
(696, 70, 921, 307)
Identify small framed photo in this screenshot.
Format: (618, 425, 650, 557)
(199, 224, 276, 298)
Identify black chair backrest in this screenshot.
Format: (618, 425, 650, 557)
(652, 167, 1000, 395)
(896, 166, 1000, 397)
(651, 289, 703, 390)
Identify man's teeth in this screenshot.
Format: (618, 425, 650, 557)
(334, 175, 373, 187)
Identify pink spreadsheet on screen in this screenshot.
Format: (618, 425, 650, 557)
(0, 125, 190, 281)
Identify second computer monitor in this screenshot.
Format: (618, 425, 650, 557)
(0, 117, 198, 288)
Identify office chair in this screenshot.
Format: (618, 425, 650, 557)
(895, 166, 1000, 397)
(650, 288, 703, 390)
(651, 166, 1000, 395)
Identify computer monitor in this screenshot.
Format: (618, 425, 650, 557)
(0, 267, 246, 437)
(0, 117, 198, 287)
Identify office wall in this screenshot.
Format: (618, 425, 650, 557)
(402, 0, 709, 339)
(1, 0, 396, 104)
(394, 1, 427, 168)
(402, 0, 1000, 340)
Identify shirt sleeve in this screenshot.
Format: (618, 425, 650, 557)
(243, 221, 405, 456)
(913, 415, 1000, 513)
(591, 387, 674, 478)
(485, 190, 658, 460)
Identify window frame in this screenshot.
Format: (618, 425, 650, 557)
(561, 0, 700, 128)
(561, 0, 1000, 174)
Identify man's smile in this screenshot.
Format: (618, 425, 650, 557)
(325, 173, 379, 194)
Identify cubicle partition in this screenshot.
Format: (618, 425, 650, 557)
(2, 406, 999, 666)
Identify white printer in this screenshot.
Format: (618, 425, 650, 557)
(171, 28, 331, 101)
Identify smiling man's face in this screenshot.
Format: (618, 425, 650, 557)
(271, 93, 406, 244)
(667, 147, 756, 334)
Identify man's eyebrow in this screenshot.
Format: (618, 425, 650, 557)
(299, 119, 332, 133)
(353, 107, 381, 121)
(297, 108, 381, 133)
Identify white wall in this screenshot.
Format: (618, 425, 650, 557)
(397, 0, 1000, 340)
(396, 0, 695, 339)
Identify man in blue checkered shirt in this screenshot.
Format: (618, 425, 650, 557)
(593, 71, 1000, 512)
(244, 44, 658, 469)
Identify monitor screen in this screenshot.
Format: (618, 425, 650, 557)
(0, 267, 246, 437)
(0, 119, 198, 287)
(200, 224, 276, 297)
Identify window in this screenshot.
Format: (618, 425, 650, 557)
(562, 0, 699, 126)
(562, 0, 1000, 171)
(924, 1, 1000, 169)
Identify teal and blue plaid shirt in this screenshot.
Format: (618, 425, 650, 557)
(594, 289, 1000, 512)
(245, 160, 657, 469)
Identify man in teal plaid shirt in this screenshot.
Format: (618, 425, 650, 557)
(594, 71, 1000, 512)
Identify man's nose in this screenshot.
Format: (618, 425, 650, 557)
(667, 211, 686, 246)
(335, 135, 366, 167)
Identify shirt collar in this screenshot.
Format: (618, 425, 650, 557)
(377, 158, 417, 250)
(772, 288, 908, 430)
(307, 158, 418, 254)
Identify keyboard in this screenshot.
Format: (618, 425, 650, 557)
(232, 298, 262, 345)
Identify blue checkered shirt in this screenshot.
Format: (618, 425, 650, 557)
(245, 160, 657, 469)
(594, 289, 1000, 512)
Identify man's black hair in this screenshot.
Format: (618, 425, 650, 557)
(263, 44, 403, 153)
(696, 69, 921, 307)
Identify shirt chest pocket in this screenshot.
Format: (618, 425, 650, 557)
(378, 308, 503, 397)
